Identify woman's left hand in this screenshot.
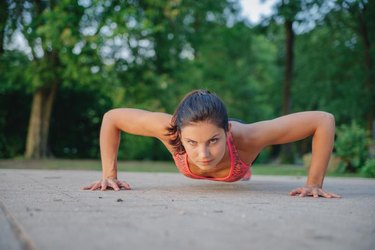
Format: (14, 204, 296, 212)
(289, 185, 341, 198)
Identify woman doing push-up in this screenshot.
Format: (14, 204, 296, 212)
(83, 89, 341, 198)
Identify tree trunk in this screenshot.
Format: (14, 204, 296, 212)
(0, 0, 8, 54)
(25, 84, 58, 159)
(357, 5, 374, 135)
(282, 19, 294, 116)
(280, 19, 295, 163)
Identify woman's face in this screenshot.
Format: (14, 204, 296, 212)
(180, 121, 229, 170)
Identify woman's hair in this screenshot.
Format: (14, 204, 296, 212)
(167, 89, 229, 154)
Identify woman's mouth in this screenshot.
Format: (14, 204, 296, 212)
(199, 160, 213, 165)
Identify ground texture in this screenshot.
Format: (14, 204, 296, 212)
(0, 169, 374, 250)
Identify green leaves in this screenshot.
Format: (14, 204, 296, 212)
(335, 121, 371, 172)
(1, 0, 374, 161)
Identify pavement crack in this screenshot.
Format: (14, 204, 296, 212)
(0, 200, 37, 250)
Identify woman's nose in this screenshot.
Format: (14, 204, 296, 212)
(198, 146, 210, 158)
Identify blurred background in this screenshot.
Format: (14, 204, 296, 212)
(0, 0, 374, 176)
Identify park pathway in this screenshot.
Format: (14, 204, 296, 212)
(0, 169, 374, 250)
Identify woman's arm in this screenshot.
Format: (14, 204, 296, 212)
(83, 108, 172, 191)
(100, 108, 172, 179)
(240, 111, 340, 198)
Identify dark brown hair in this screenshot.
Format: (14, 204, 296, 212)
(167, 89, 229, 154)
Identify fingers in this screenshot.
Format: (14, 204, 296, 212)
(82, 178, 132, 192)
(81, 183, 94, 190)
(319, 189, 332, 198)
(289, 186, 341, 199)
(289, 187, 308, 197)
(299, 189, 307, 197)
(317, 189, 342, 198)
(101, 179, 108, 191)
(90, 181, 101, 191)
(289, 188, 302, 196)
(320, 190, 341, 199)
(108, 179, 120, 191)
(312, 188, 319, 198)
(82, 181, 99, 190)
(112, 180, 131, 190)
(329, 193, 342, 198)
(118, 181, 131, 190)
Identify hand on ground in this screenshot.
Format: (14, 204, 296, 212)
(82, 178, 131, 191)
(289, 185, 341, 198)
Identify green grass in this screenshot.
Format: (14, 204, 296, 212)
(252, 165, 307, 176)
(252, 165, 361, 177)
(0, 159, 364, 177)
(0, 159, 178, 172)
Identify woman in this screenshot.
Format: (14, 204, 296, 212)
(83, 89, 341, 198)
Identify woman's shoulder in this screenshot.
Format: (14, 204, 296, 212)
(230, 122, 263, 163)
(230, 121, 254, 141)
(230, 121, 263, 150)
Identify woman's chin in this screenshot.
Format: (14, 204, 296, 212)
(196, 162, 217, 171)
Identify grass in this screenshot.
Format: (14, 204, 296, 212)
(0, 159, 178, 172)
(0, 159, 364, 177)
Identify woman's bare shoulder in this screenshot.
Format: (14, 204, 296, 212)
(230, 121, 262, 149)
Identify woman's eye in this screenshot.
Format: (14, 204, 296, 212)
(188, 141, 196, 146)
(210, 138, 218, 144)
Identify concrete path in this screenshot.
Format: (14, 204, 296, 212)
(0, 169, 374, 250)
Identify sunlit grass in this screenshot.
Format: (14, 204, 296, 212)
(0, 159, 363, 177)
(0, 159, 178, 172)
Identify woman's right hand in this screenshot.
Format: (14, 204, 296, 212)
(82, 178, 131, 191)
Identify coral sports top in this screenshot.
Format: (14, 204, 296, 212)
(173, 133, 251, 182)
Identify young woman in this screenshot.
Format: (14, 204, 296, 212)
(83, 89, 341, 198)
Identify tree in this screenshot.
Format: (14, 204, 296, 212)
(3, 1, 83, 158)
(293, 0, 374, 131)
(269, 0, 303, 163)
(335, 0, 375, 134)
(277, 0, 299, 117)
(110, 0, 247, 160)
(0, 1, 8, 55)
(2, 0, 119, 159)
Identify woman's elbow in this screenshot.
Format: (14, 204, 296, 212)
(102, 109, 118, 125)
(323, 111, 335, 123)
(319, 111, 335, 130)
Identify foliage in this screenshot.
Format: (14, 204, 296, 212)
(335, 121, 370, 172)
(0, 0, 374, 161)
(0, 51, 32, 158)
(360, 158, 375, 178)
(118, 135, 171, 161)
(172, 23, 279, 122)
(0, 51, 31, 93)
(293, 1, 375, 126)
(0, 90, 31, 158)
(48, 86, 113, 158)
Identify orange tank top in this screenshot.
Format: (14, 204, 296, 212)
(172, 133, 251, 182)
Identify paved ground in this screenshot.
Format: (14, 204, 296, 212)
(0, 169, 374, 250)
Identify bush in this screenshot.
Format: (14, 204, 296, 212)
(335, 121, 370, 173)
(49, 87, 113, 159)
(360, 159, 375, 178)
(302, 153, 342, 173)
